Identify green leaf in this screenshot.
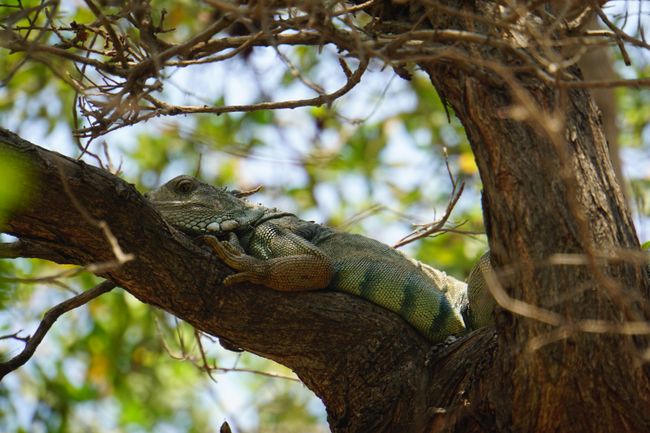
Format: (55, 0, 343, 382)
(0, 149, 35, 228)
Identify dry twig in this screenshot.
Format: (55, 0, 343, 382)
(393, 149, 466, 249)
(0, 280, 116, 380)
(2, 1, 647, 138)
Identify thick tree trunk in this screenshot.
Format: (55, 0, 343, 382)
(409, 2, 650, 432)
(429, 65, 650, 431)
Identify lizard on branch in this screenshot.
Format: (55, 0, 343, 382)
(146, 175, 494, 343)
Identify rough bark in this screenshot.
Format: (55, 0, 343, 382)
(409, 2, 650, 432)
(578, 17, 622, 191)
(0, 128, 496, 432)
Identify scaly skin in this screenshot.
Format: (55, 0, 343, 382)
(464, 253, 494, 330)
(147, 175, 480, 343)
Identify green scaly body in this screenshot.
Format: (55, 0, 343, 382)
(249, 217, 466, 342)
(147, 175, 490, 343)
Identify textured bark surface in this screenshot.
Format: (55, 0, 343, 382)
(439, 75, 650, 431)
(578, 17, 623, 191)
(410, 2, 650, 432)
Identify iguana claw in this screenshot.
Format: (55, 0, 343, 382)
(201, 235, 269, 286)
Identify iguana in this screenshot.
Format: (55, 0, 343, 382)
(146, 175, 494, 343)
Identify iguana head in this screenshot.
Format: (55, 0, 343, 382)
(146, 175, 268, 236)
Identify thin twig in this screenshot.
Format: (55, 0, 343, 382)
(194, 328, 219, 383)
(0, 280, 116, 380)
(393, 149, 465, 249)
(56, 163, 134, 265)
(477, 255, 650, 352)
(157, 319, 299, 382)
(0, 330, 27, 342)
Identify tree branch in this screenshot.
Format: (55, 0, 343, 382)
(0, 280, 116, 380)
(0, 127, 495, 432)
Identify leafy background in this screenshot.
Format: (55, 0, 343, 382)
(1, 1, 649, 432)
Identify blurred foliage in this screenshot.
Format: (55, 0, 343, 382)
(618, 62, 650, 150)
(0, 1, 648, 433)
(0, 148, 36, 228)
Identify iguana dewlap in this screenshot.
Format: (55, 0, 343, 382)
(146, 175, 493, 343)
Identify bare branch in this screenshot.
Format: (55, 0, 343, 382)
(393, 149, 465, 249)
(0, 280, 116, 380)
(76, 55, 369, 137)
(194, 328, 219, 383)
(156, 319, 300, 383)
(0, 330, 28, 343)
(3, 0, 649, 139)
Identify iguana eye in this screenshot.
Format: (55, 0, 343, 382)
(175, 178, 196, 194)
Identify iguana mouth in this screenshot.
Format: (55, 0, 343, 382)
(152, 200, 293, 236)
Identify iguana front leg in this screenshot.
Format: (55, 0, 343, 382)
(202, 235, 334, 292)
